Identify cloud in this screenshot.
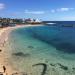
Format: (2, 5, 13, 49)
(0, 3, 5, 10)
(51, 8, 74, 13)
(57, 8, 74, 12)
(24, 10, 45, 14)
(51, 9, 55, 13)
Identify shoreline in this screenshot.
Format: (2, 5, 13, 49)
(0, 24, 43, 75)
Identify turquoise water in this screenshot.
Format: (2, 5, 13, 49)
(6, 25, 75, 75)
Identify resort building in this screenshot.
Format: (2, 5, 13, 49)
(25, 18, 42, 24)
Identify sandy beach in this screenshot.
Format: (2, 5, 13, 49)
(0, 25, 38, 75)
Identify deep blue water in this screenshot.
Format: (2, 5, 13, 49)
(9, 21, 75, 54)
(28, 26, 75, 54)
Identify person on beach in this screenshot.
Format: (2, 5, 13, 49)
(3, 66, 6, 73)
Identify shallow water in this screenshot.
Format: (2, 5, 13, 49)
(5, 25, 75, 75)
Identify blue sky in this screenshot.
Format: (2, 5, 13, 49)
(0, 0, 75, 21)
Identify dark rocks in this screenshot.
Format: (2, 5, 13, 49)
(50, 63, 68, 71)
(72, 67, 75, 70)
(12, 52, 30, 57)
(32, 63, 47, 75)
(28, 46, 34, 49)
(72, 67, 75, 72)
(57, 63, 68, 70)
(50, 63, 55, 66)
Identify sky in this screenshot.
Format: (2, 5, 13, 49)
(0, 0, 75, 21)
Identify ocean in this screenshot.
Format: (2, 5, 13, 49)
(5, 21, 75, 75)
